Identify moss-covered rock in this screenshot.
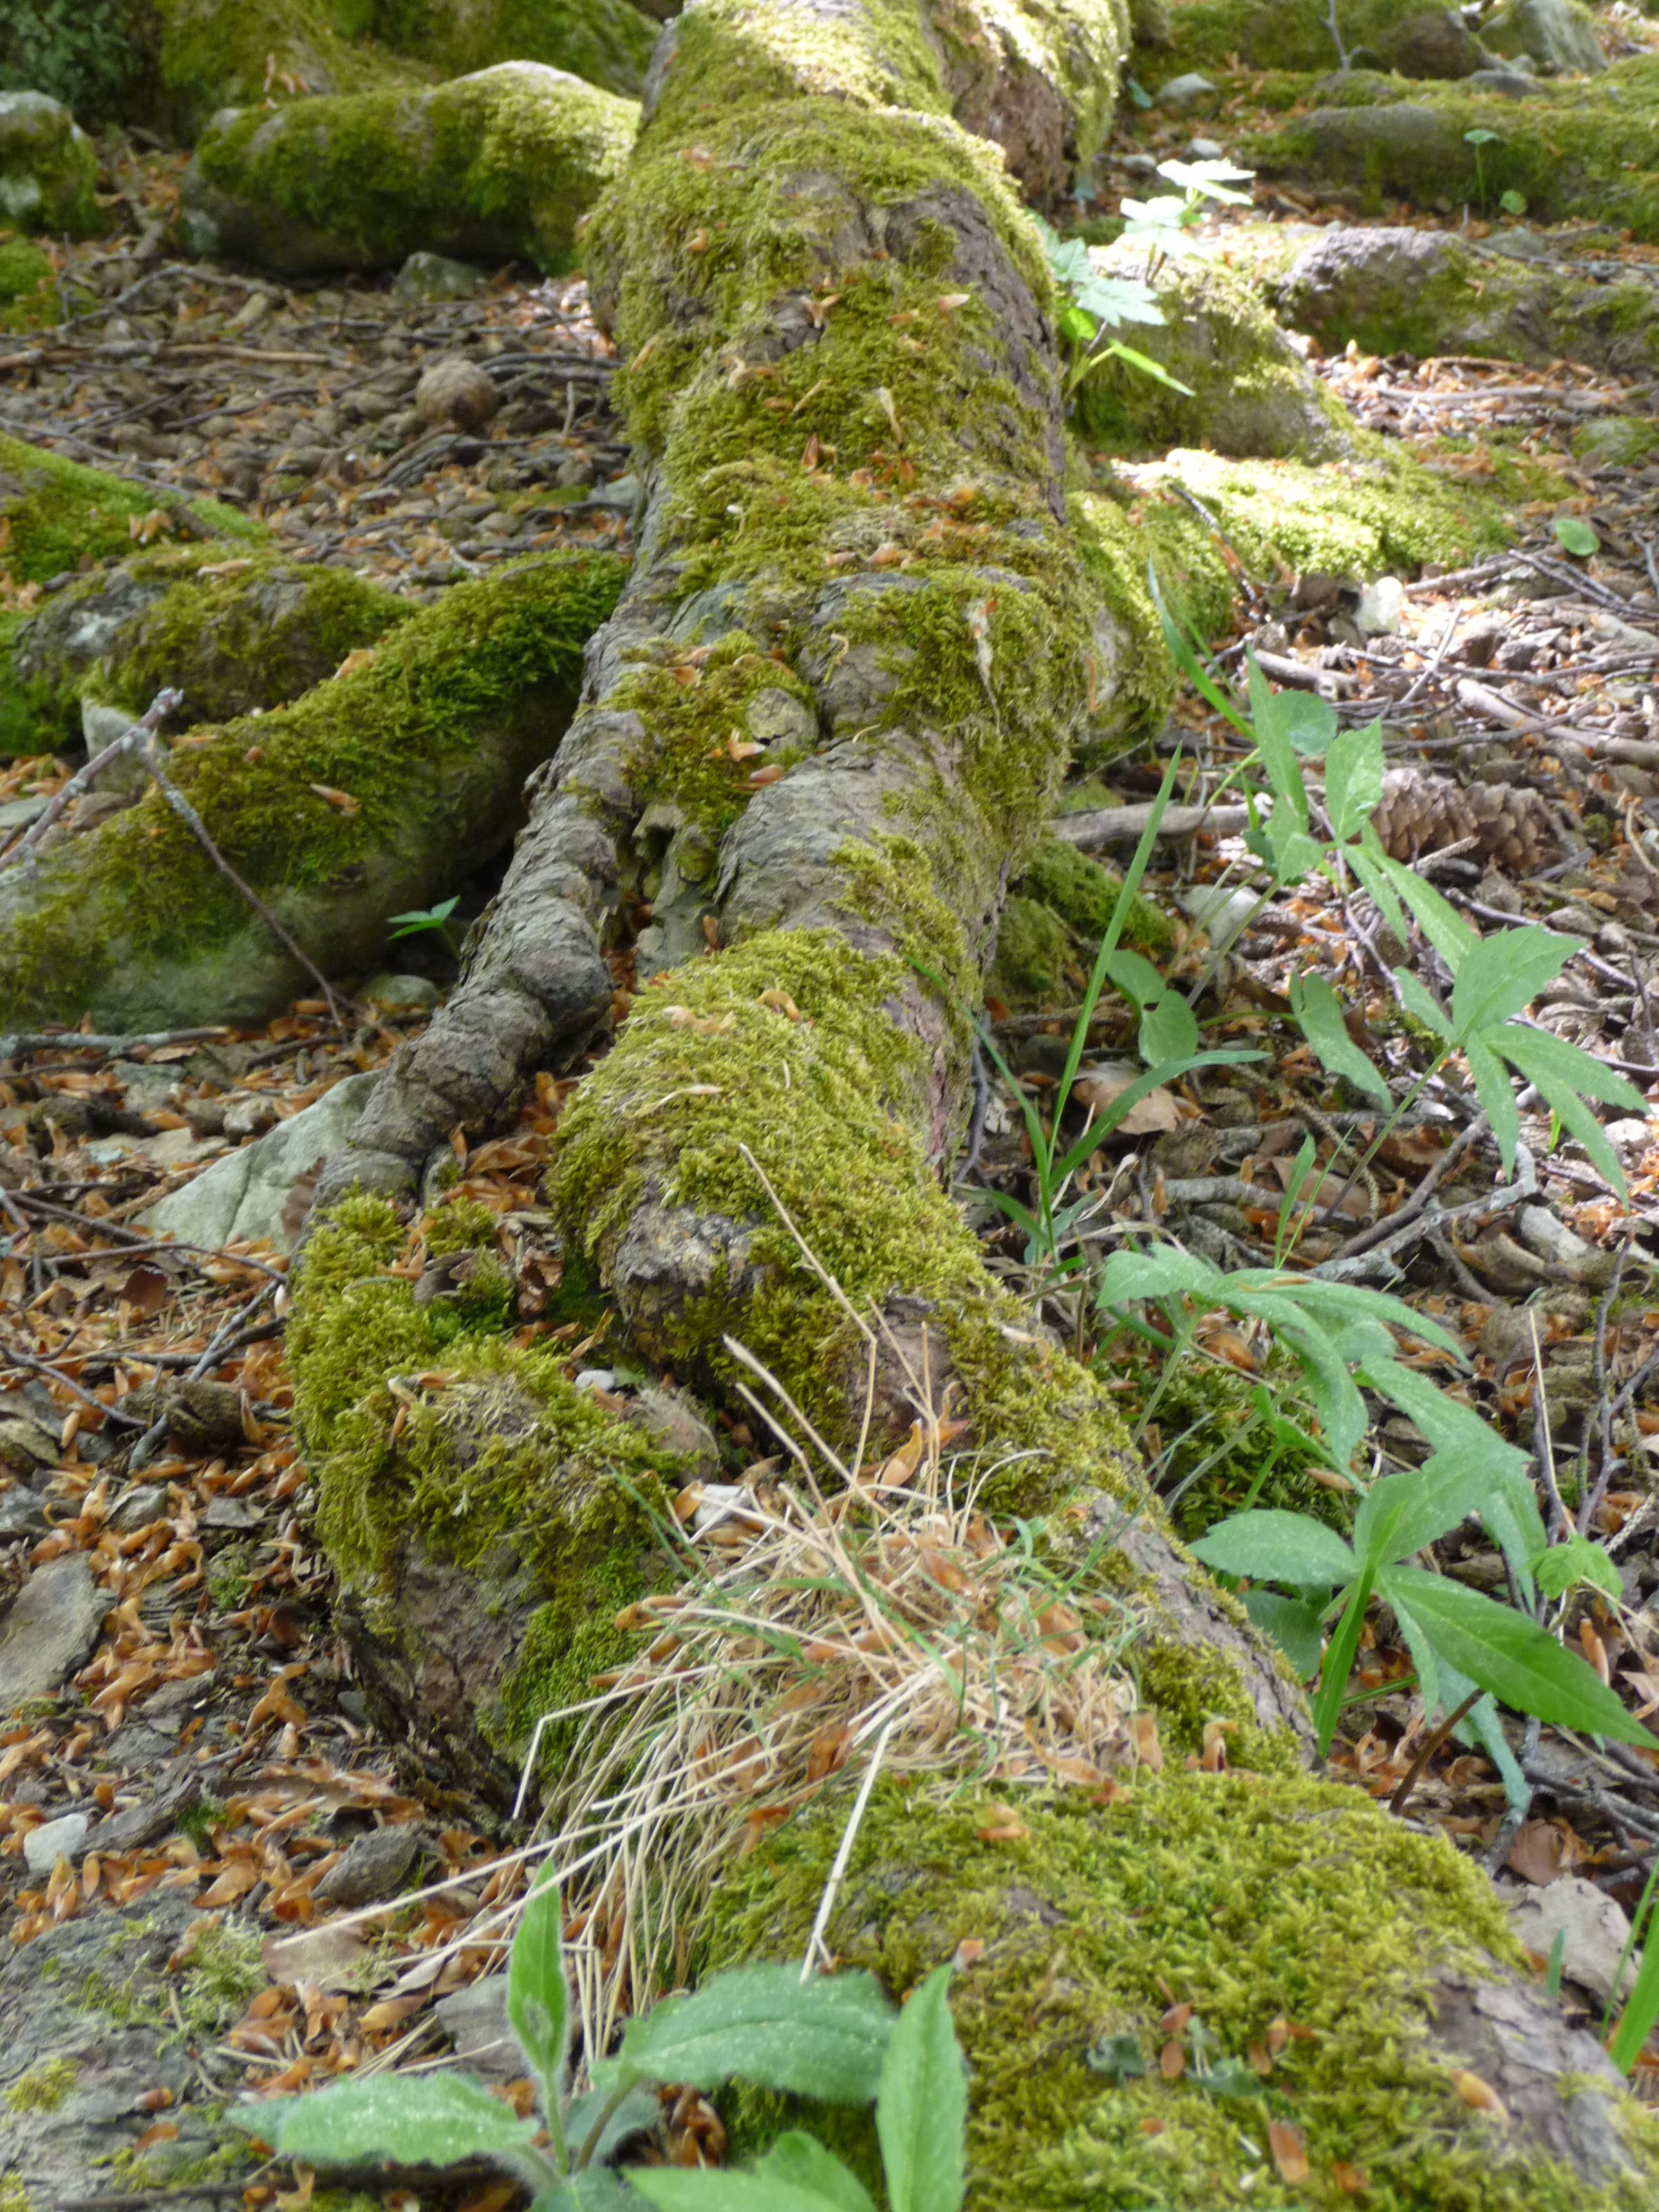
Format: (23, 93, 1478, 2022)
(988, 833, 1173, 1007)
(0, 431, 261, 588)
(1073, 245, 1352, 460)
(291, 1191, 677, 1784)
(0, 91, 98, 236)
(1275, 222, 1659, 375)
(1141, 0, 1493, 79)
(1250, 55, 1659, 237)
(178, 61, 637, 276)
(0, 550, 624, 1029)
(1, 550, 412, 757)
(153, 0, 429, 146)
(370, 0, 658, 100)
(931, 0, 1131, 205)
(1483, 0, 1606, 78)
(709, 1772, 1659, 2209)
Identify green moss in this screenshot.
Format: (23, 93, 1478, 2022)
(709, 1770, 1659, 2209)
(185, 62, 637, 274)
(370, 0, 657, 98)
(988, 843, 1171, 1011)
(1252, 57, 1659, 242)
(0, 550, 623, 1028)
(0, 431, 261, 588)
(178, 1923, 264, 2037)
(423, 1199, 501, 1259)
(0, 236, 56, 332)
(290, 1192, 680, 1767)
(1145, 0, 1475, 77)
(0, 2180, 30, 2212)
(0, 88, 98, 237)
(2, 548, 411, 756)
(4, 2057, 77, 2113)
(155, 0, 429, 144)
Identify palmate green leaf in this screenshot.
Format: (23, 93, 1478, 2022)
(1229, 1296, 1368, 1469)
(1276, 1279, 1464, 1359)
(1533, 1532, 1623, 1603)
(1189, 1509, 1354, 1588)
(877, 1967, 967, 2212)
(1073, 272, 1165, 329)
(1463, 1032, 1521, 1178)
(592, 1967, 894, 2105)
(1289, 972, 1389, 1103)
(509, 1864, 570, 2107)
(1380, 1568, 1655, 1745)
(1365, 845, 1479, 973)
(1492, 1022, 1646, 1197)
(1449, 926, 1573, 1040)
(1351, 1450, 1499, 1572)
(1391, 968, 1455, 1046)
(258, 2071, 541, 2173)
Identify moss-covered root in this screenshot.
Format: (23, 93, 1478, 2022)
(0, 431, 261, 588)
(0, 550, 625, 1031)
(713, 1772, 1659, 2211)
(1074, 247, 1351, 461)
(178, 62, 639, 278)
(0, 91, 98, 238)
(370, 0, 658, 100)
(289, 1192, 684, 1787)
(1, 551, 411, 758)
(152, 0, 431, 145)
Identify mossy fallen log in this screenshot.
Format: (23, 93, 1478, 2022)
(178, 62, 639, 276)
(0, 550, 624, 1029)
(281, 0, 1659, 2195)
(1, 548, 411, 756)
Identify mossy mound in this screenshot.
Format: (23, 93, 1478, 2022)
(0, 91, 99, 237)
(989, 834, 1173, 1010)
(153, 0, 430, 147)
(1, 550, 412, 757)
(0, 550, 624, 1029)
(0, 431, 261, 588)
(179, 61, 638, 276)
(1072, 249, 1352, 461)
(1141, 0, 1485, 78)
(710, 1771, 1659, 2209)
(0, 236, 57, 333)
(370, 0, 657, 100)
(1251, 55, 1659, 238)
(292, 1191, 677, 1781)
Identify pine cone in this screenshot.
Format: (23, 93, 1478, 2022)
(1367, 769, 1558, 875)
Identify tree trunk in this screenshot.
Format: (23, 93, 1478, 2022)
(292, 1, 1659, 2200)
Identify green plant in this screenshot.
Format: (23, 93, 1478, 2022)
(1555, 516, 1600, 559)
(250, 1864, 970, 2211)
(1500, 189, 1528, 217)
(959, 752, 1262, 1286)
(1464, 127, 1500, 210)
(0, 0, 146, 117)
(386, 894, 460, 954)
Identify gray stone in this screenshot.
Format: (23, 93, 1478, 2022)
(0, 1416, 59, 1477)
(0, 1488, 49, 1540)
(313, 1823, 425, 1906)
(394, 250, 487, 302)
(1508, 1876, 1639, 2003)
(362, 971, 444, 1011)
(138, 1070, 378, 1255)
(23, 1811, 90, 1875)
(0, 90, 97, 236)
(1483, 0, 1606, 75)
(0, 796, 46, 835)
(1154, 71, 1217, 112)
(202, 1494, 262, 1530)
(1465, 66, 1545, 95)
(434, 1973, 520, 2079)
(625, 1385, 722, 1478)
(1386, 7, 1488, 78)
(0, 1557, 112, 1712)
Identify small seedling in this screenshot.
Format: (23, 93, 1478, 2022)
(387, 894, 461, 954)
(1500, 189, 1527, 216)
(1464, 127, 1500, 209)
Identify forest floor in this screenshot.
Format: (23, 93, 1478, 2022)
(11, 26, 1659, 2177)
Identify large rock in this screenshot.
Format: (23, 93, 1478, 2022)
(0, 91, 98, 237)
(153, 0, 430, 145)
(1256, 100, 1474, 206)
(368, 0, 657, 99)
(140, 1071, 378, 1254)
(3, 552, 411, 756)
(0, 431, 259, 601)
(179, 62, 639, 277)
(1275, 224, 1659, 375)
(1483, 0, 1606, 75)
(0, 1557, 111, 1712)
(1384, 7, 1489, 79)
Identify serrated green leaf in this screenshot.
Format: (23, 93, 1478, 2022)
(1097, 1247, 1224, 1304)
(1289, 973, 1389, 1103)
(1463, 1032, 1521, 1178)
(1380, 1568, 1654, 1743)
(1241, 1588, 1326, 1678)
(1190, 1510, 1354, 1588)
(877, 1967, 967, 2212)
(509, 1864, 570, 2108)
(1450, 927, 1573, 1040)
(593, 1967, 894, 2105)
(261, 2072, 539, 2174)
(1385, 1588, 1441, 1721)
(1533, 1533, 1623, 1602)
(1371, 853, 1479, 973)
(1491, 1022, 1647, 1112)
(1352, 1451, 1497, 1571)
(1322, 722, 1384, 834)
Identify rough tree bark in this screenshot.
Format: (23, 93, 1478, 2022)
(294, 1, 1659, 2202)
